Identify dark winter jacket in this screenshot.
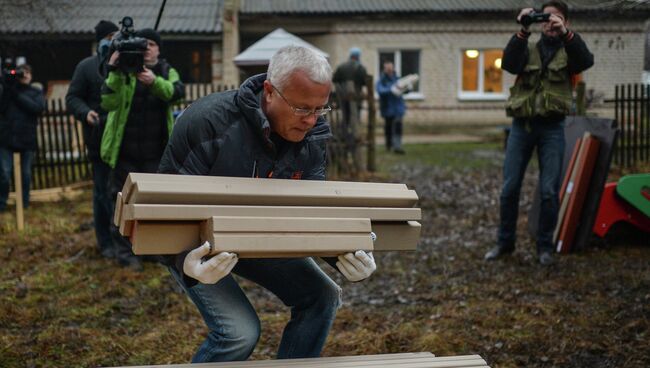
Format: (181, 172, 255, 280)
(333, 59, 367, 93)
(65, 54, 108, 161)
(376, 73, 406, 119)
(0, 82, 46, 151)
(157, 73, 332, 284)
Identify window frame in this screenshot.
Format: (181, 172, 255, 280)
(377, 48, 424, 100)
(457, 48, 508, 101)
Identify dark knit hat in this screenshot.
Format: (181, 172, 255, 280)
(136, 28, 161, 49)
(94, 20, 118, 42)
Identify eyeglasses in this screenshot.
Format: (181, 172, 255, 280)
(271, 84, 331, 117)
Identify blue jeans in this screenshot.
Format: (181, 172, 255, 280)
(0, 147, 35, 210)
(169, 257, 341, 362)
(498, 118, 565, 253)
(91, 159, 113, 252)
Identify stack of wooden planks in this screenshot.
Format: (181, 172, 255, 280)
(109, 352, 490, 368)
(114, 173, 421, 257)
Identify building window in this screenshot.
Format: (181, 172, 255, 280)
(378, 49, 421, 97)
(459, 49, 506, 100)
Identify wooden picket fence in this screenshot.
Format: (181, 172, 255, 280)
(9, 80, 375, 193)
(614, 84, 650, 168)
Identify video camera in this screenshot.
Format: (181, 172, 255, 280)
(109, 16, 148, 74)
(518, 12, 551, 27)
(1, 58, 24, 85)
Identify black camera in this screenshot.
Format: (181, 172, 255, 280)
(1, 59, 24, 85)
(518, 12, 551, 27)
(110, 16, 148, 74)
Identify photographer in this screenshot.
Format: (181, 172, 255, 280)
(485, 1, 593, 265)
(101, 28, 184, 270)
(66, 20, 118, 259)
(0, 64, 46, 212)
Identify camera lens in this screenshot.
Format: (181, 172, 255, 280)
(121, 17, 133, 27)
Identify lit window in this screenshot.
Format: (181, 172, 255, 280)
(378, 49, 421, 95)
(459, 49, 505, 100)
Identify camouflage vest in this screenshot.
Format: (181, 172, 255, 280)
(506, 42, 573, 118)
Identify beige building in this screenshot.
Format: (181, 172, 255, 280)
(230, 0, 650, 126)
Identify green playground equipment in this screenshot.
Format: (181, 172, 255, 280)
(616, 174, 650, 218)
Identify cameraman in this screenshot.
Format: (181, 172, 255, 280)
(66, 20, 118, 259)
(0, 64, 46, 212)
(101, 28, 184, 270)
(485, 1, 593, 265)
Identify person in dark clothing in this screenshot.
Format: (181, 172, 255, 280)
(157, 45, 377, 363)
(0, 64, 46, 211)
(333, 47, 368, 171)
(376, 61, 407, 154)
(66, 20, 118, 259)
(101, 28, 184, 270)
(333, 47, 367, 127)
(485, 0, 594, 266)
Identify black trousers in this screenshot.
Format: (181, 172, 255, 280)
(109, 158, 161, 261)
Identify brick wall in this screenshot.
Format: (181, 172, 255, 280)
(298, 18, 645, 126)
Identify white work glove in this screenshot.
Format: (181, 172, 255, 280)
(183, 242, 238, 284)
(336, 250, 376, 282)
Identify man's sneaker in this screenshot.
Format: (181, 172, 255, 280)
(538, 251, 555, 266)
(484, 245, 515, 261)
(393, 148, 406, 155)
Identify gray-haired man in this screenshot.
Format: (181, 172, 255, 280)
(157, 45, 377, 363)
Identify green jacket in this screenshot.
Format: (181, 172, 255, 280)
(100, 64, 182, 168)
(506, 42, 573, 118)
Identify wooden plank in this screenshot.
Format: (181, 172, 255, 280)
(210, 357, 486, 368)
(554, 135, 588, 244)
(112, 352, 435, 368)
(200, 217, 373, 257)
(130, 221, 200, 256)
(13, 153, 24, 231)
(122, 204, 422, 221)
(119, 205, 421, 236)
(204, 216, 372, 233)
(202, 233, 374, 258)
(106, 353, 489, 368)
(122, 173, 411, 204)
(559, 137, 582, 205)
(129, 220, 419, 255)
(556, 134, 601, 253)
(128, 181, 418, 208)
(372, 221, 421, 251)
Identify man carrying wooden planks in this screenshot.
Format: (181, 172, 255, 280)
(156, 45, 376, 363)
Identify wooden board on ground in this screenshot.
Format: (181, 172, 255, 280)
(107, 352, 490, 368)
